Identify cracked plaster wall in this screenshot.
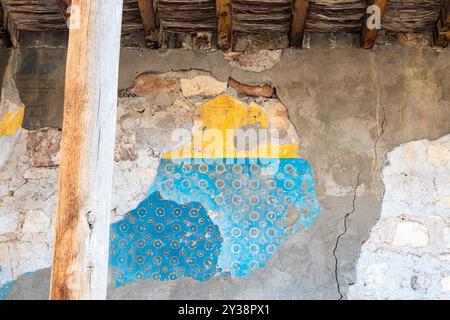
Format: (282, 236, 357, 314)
(348, 135, 450, 299)
(0, 39, 450, 299)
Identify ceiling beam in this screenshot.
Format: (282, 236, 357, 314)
(361, 0, 387, 49)
(55, 0, 71, 24)
(434, 0, 450, 48)
(137, 0, 158, 46)
(216, 0, 232, 50)
(290, 0, 308, 48)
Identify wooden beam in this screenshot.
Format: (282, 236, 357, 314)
(228, 79, 274, 98)
(137, 0, 158, 44)
(290, 0, 308, 48)
(55, 0, 71, 23)
(361, 0, 387, 49)
(216, 0, 232, 50)
(434, 0, 450, 48)
(50, 0, 123, 300)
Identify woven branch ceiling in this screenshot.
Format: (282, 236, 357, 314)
(0, 0, 445, 38)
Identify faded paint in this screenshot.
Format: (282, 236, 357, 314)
(0, 280, 16, 300)
(1, 41, 450, 300)
(110, 192, 222, 286)
(348, 135, 450, 300)
(0, 106, 24, 136)
(109, 95, 320, 285)
(164, 96, 299, 159)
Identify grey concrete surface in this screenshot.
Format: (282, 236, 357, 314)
(2, 39, 450, 299)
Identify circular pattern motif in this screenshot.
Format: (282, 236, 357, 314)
(110, 192, 222, 287)
(111, 158, 320, 284)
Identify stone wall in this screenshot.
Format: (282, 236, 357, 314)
(0, 36, 449, 299)
(348, 136, 450, 299)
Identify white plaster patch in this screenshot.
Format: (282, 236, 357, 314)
(0, 79, 23, 167)
(21, 210, 51, 238)
(0, 128, 58, 288)
(0, 211, 20, 241)
(443, 228, 450, 249)
(441, 276, 450, 293)
(428, 145, 450, 166)
(392, 221, 429, 247)
(180, 75, 227, 98)
(440, 197, 450, 209)
(226, 50, 282, 72)
(349, 135, 450, 300)
(0, 98, 194, 289)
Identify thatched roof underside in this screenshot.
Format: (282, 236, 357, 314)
(158, 0, 217, 32)
(233, 0, 292, 34)
(383, 0, 443, 32)
(0, 0, 445, 41)
(1, 0, 143, 33)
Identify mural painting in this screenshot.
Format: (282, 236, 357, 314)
(109, 95, 321, 287)
(0, 106, 24, 136)
(0, 280, 15, 300)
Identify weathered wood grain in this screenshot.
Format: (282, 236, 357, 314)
(228, 79, 274, 98)
(290, 0, 308, 48)
(361, 0, 388, 49)
(0, 0, 446, 44)
(233, 0, 291, 34)
(49, 0, 123, 300)
(137, 0, 156, 40)
(158, 0, 216, 32)
(434, 0, 450, 48)
(54, 0, 70, 23)
(216, 0, 232, 50)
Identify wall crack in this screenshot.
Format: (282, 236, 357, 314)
(371, 55, 386, 192)
(332, 168, 364, 300)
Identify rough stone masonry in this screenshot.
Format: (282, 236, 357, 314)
(0, 33, 449, 300)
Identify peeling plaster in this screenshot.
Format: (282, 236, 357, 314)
(1, 45, 450, 300)
(348, 135, 450, 299)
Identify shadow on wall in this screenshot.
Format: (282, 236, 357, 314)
(0, 50, 9, 95)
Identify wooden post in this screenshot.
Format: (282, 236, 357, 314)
(50, 0, 123, 300)
(216, 0, 232, 50)
(290, 0, 308, 48)
(434, 0, 450, 48)
(361, 0, 387, 49)
(137, 0, 157, 40)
